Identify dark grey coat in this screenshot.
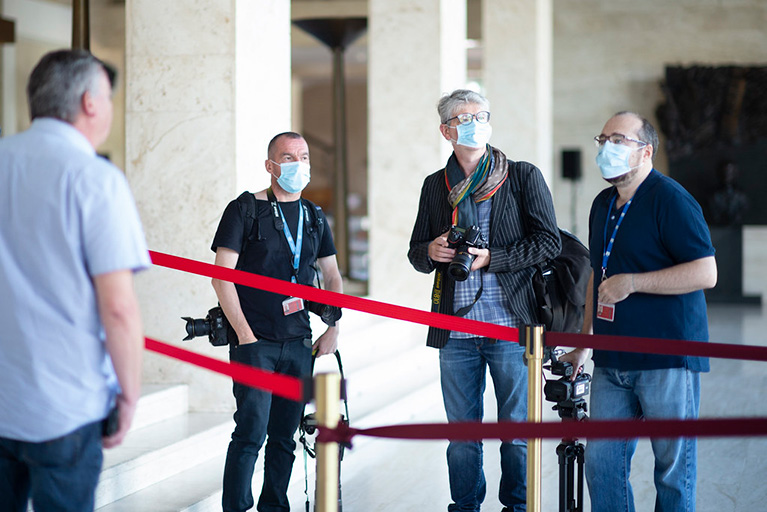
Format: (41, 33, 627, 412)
(408, 150, 561, 348)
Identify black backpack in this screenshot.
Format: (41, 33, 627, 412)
(510, 163, 591, 333)
(532, 229, 590, 333)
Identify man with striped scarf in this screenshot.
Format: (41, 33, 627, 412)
(408, 89, 561, 512)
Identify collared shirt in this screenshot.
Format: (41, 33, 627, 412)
(0, 118, 150, 442)
(452, 198, 514, 338)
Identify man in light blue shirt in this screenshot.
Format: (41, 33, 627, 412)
(0, 49, 150, 512)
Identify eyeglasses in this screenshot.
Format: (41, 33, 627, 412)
(593, 133, 647, 148)
(445, 111, 491, 126)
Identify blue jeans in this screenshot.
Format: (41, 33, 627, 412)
(0, 421, 103, 512)
(439, 337, 528, 512)
(222, 338, 312, 512)
(585, 367, 700, 512)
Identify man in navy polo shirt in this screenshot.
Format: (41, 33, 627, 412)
(561, 112, 717, 512)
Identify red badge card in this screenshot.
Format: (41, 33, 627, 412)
(282, 297, 305, 316)
(596, 302, 615, 322)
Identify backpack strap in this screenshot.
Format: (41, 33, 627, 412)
(235, 191, 258, 270)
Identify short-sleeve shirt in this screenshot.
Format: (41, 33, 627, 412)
(588, 169, 715, 372)
(0, 118, 150, 442)
(211, 195, 336, 342)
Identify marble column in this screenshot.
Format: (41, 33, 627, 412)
(483, 0, 553, 183)
(368, 0, 466, 307)
(125, 0, 291, 411)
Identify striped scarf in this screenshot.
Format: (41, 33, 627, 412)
(445, 145, 509, 227)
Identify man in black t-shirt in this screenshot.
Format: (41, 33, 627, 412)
(211, 132, 343, 512)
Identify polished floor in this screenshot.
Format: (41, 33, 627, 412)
(291, 303, 767, 512)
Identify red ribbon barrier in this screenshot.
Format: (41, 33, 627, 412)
(547, 331, 767, 362)
(145, 250, 767, 444)
(149, 250, 518, 342)
(144, 337, 303, 402)
(318, 417, 767, 445)
(150, 250, 767, 363)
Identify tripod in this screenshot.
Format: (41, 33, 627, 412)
(553, 399, 588, 512)
(556, 436, 585, 512)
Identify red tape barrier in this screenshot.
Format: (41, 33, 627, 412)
(318, 417, 767, 445)
(150, 250, 767, 363)
(146, 250, 767, 442)
(547, 331, 767, 362)
(150, 250, 518, 343)
(144, 337, 303, 402)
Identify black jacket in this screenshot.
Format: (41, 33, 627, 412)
(408, 150, 561, 347)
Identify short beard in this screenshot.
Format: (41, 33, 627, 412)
(605, 167, 638, 187)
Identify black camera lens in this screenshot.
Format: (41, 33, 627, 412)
(182, 316, 211, 341)
(448, 247, 474, 281)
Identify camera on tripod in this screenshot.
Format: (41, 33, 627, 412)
(446, 225, 488, 281)
(544, 355, 591, 421)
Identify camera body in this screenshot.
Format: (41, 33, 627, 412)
(544, 359, 591, 421)
(306, 301, 342, 326)
(182, 306, 232, 346)
(446, 225, 488, 281)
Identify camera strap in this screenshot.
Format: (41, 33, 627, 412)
(299, 350, 349, 510)
(454, 270, 484, 317)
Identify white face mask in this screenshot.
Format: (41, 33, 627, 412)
(271, 160, 311, 193)
(454, 121, 493, 148)
(596, 141, 642, 180)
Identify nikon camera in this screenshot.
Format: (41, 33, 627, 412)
(446, 225, 488, 281)
(182, 306, 232, 346)
(183, 301, 342, 347)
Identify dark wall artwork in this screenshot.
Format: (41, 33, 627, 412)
(657, 65, 767, 304)
(657, 65, 767, 226)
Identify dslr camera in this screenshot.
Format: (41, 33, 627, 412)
(544, 356, 591, 421)
(446, 225, 488, 281)
(182, 306, 233, 347)
(306, 301, 342, 326)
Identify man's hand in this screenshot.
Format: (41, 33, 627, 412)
(558, 348, 591, 381)
(428, 230, 456, 263)
(312, 326, 339, 357)
(468, 247, 490, 270)
(102, 394, 137, 449)
(597, 273, 635, 304)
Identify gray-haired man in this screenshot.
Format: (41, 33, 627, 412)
(408, 89, 561, 512)
(0, 49, 149, 511)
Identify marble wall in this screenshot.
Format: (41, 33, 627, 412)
(125, 0, 291, 411)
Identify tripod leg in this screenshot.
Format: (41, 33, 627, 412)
(557, 442, 576, 512)
(576, 443, 585, 512)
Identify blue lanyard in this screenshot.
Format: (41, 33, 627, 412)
(276, 202, 303, 283)
(601, 193, 632, 281)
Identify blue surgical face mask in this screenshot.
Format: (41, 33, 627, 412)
(272, 160, 311, 193)
(455, 121, 493, 148)
(596, 141, 642, 179)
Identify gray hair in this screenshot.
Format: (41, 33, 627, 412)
(267, 131, 305, 160)
(615, 111, 660, 161)
(437, 89, 490, 124)
(27, 49, 115, 123)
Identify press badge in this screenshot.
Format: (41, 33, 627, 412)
(282, 297, 305, 316)
(596, 302, 615, 322)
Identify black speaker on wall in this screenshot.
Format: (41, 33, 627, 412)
(562, 149, 582, 180)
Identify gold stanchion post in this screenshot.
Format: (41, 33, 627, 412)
(314, 373, 341, 512)
(524, 324, 544, 512)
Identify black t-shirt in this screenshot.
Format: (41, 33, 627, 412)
(211, 195, 336, 342)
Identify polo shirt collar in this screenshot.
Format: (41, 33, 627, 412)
(30, 117, 95, 156)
